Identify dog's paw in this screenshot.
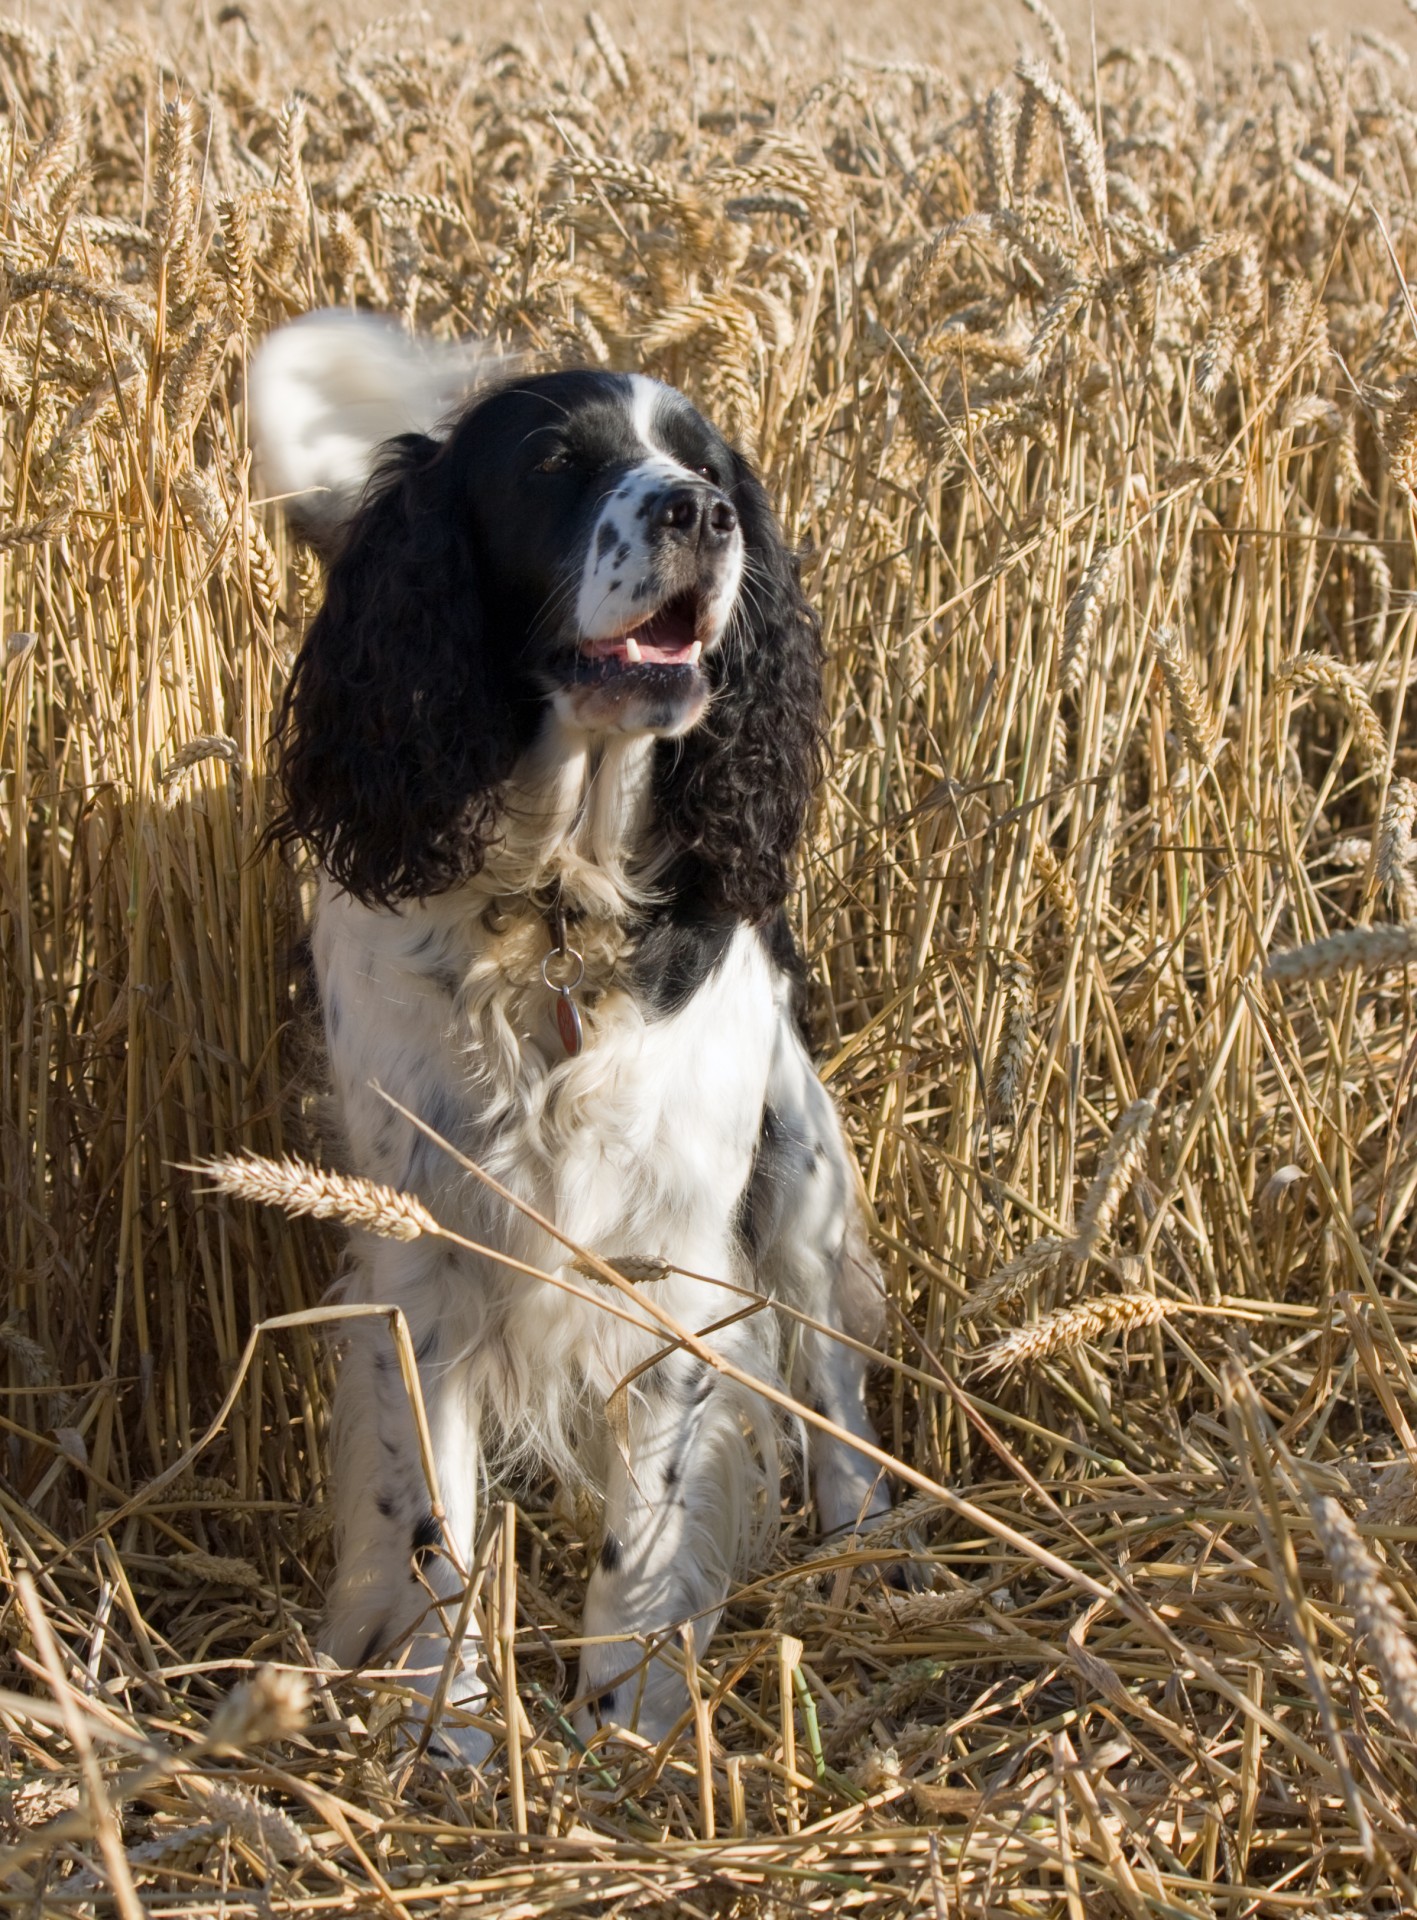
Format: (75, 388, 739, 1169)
(401, 1633, 494, 1769)
(572, 1670, 686, 1751)
(417, 1712, 495, 1770)
(881, 1552, 933, 1593)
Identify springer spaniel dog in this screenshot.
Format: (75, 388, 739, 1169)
(251, 312, 889, 1760)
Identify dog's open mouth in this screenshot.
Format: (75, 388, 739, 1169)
(575, 590, 706, 677)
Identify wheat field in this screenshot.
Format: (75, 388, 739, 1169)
(4, 0, 1417, 1912)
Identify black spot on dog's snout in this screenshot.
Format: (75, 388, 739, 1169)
(376, 1493, 396, 1519)
(596, 522, 618, 562)
(598, 1530, 622, 1573)
(615, 542, 631, 566)
(609, 578, 621, 593)
(594, 1689, 617, 1716)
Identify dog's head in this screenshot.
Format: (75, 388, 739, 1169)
(253, 312, 823, 915)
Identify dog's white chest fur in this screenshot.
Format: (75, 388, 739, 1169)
(314, 883, 777, 1297)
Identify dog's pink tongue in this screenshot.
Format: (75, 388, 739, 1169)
(585, 596, 700, 663)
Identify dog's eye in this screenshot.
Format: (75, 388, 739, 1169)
(695, 463, 719, 485)
(534, 448, 571, 474)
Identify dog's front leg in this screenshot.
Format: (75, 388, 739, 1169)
(322, 1306, 490, 1764)
(575, 1351, 756, 1744)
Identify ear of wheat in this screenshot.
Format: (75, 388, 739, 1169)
(195, 1155, 438, 1241)
(961, 1235, 1074, 1322)
(1266, 923, 1417, 984)
(973, 1293, 1169, 1375)
(1276, 654, 1389, 777)
(1072, 1095, 1156, 1256)
(1309, 1493, 1417, 1741)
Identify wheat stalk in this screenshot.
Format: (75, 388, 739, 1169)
(1265, 923, 1417, 983)
(960, 1235, 1075, 1322)
(188, 1780, 315, 1863)
(1277, 653, 1389, 776)
(1016, 60, 1108, 218)
(196, 1154, 439, 1240)
(205, 1667, 311, 1751)
(988, 955, 1035, 1120)
(1380, 376, 1417, 497)
(1309, 1494, 1417, 1740)
(1150, 624, 1220, 768)
(1073, 1094, 1156, 1256)
(974, 1293, 1169, 1375)
(1377, 778, 1417, 919)
(1059, 544, 1122, 693)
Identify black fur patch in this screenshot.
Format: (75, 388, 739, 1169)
(412, 1512, 442, 1566)
(598, 1530, 622, 1573)
(630, 902, 736, 1016)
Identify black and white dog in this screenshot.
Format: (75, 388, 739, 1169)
(251, 313, 889, 1758)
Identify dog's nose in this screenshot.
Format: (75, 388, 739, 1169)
(656, 488, 738, 549)
(707, 499, 738, 545)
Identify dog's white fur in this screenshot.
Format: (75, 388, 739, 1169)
(250, 310, 495, 535)
(252, 317, 889, 1760)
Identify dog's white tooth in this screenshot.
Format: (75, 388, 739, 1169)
(687, 641, 703, 665)
(624, 635, 643, 662)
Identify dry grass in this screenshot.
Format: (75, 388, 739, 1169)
(5, 0, 1417, 1911)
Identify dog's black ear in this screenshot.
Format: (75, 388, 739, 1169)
(653, 450, 825, 922)
(269, 435, 527, 904)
